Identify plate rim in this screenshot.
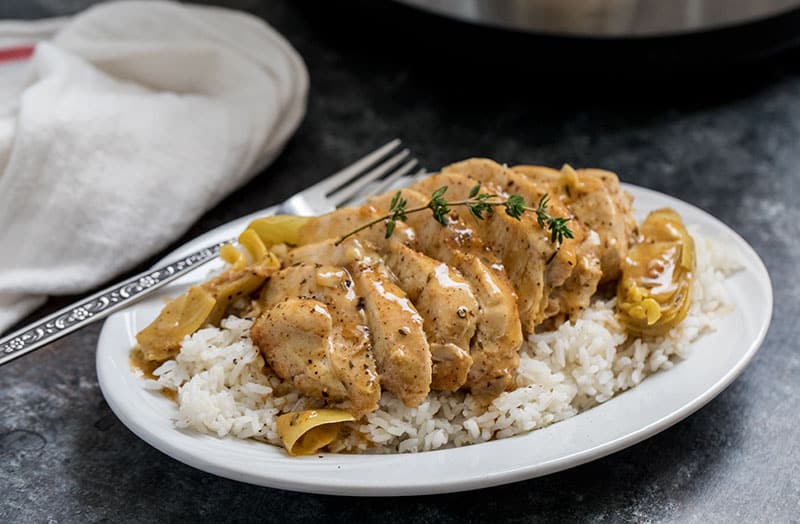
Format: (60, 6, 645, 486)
(96, 183, 773, 496)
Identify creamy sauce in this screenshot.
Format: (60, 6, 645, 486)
(342, 269, 358, 301)
(129, 346, 160, 379)
(129, 347, 178, 402)
(316, 268, 348, 289)
(312, 303, 333, 320)
(586, 229, 601, 247)
(161, 388, 178, 402)
(480, 266, 505, 296)
(447, 221, 476, 245)
(432, 263, 472, 293)
(638, 245, 679, 296)
(370, 276, 424, 323)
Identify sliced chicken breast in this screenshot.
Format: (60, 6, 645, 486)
(440, 158, 603, 323)
(370, 188, 524, 398)
(413, 170, 555, 331)
(251, 264, 380, 418)
(285, 239, 432, 407)
(513, 164, 636, 283)
(383, 243, 476, 391)
(300, 208, 477, 392)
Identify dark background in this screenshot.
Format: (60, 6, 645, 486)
(2, 1, 799, 522)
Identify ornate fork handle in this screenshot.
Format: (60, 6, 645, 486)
(0, 240, 230, 366)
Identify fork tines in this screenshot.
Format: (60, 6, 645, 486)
(325, 139, 420, 207)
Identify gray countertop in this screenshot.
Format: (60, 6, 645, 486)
(2, 1, 799, 522)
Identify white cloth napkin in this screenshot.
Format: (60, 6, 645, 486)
(0, 1, 308, 333)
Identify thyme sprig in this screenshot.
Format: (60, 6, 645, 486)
(334, 184, 574, 246)
(533, 194, 574, 244)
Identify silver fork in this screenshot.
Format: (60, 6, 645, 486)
(0, 139, 421, 367)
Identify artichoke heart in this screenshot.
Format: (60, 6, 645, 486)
(247, 215, 312, 247)
(617, 208, 695, 337)
(221, 228, 276, 269)
(276, 409, 355, 456)
(136, 252, 280, 361)
(202, 262, 276, 326)
(136, 286, 217, 361)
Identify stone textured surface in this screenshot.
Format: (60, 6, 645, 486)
(2, 1, 799, 522)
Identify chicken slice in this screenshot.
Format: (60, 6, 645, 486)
(576, 167, 637, 279)
(383, 243, 476, 391)
(285, 239, 432, 407)
(513, 164, 636, 283)
(370, 188, 523, 398)
(441, 159, 580, 286)
(300, 208, 477, 392)
(440, 158, 603, 323)
(413, 169, 552, 331)
(251, 264, 380, 418)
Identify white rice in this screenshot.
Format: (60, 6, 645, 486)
(148, 234, 742, 453)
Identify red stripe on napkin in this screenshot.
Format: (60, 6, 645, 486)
(0, 45, 35, 63)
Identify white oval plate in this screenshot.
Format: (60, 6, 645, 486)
(96, 184, 772, 496)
